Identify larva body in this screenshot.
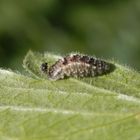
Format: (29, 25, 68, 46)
(41, 54, 111, 80)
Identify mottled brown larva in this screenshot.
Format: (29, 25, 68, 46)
(41, 54, 113, 80)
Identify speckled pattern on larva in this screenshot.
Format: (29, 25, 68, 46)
(41, 54, 111, 80)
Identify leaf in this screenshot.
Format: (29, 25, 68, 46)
(0, 50, 140, 140)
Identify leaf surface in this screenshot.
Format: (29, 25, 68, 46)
(0, 51, 140, 140)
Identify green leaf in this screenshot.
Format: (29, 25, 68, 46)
(0, 50, 140, 140)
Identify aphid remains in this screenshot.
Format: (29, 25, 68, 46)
(41, 54, 112, 80)
(41, 63, 48, 73)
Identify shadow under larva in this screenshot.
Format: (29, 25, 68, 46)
(41, 54, 116, 81)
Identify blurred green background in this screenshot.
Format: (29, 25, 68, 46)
(0, 0, 140, 70)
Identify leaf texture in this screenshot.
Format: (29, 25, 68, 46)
(0, 50, 140, 140)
